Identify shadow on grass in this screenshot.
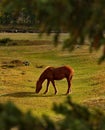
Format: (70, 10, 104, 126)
(1, 92, 66, 98)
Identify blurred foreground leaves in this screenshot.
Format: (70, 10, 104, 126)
(0, 96, 105, 130)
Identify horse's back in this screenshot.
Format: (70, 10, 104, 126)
(43, 65, 74, 78)
(59, 66, 74, 75)
(51, 65, 74, 80)
(64, 65, 74, 75)
(45, 65, 74, 74)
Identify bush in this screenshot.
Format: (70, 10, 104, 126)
(53, 96, 105, 130)
(0, 96, 105, 130)
(0, 101, 55, 130)
(0, 38, 12, 45)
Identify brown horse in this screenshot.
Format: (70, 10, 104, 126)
(35, 66, 74, 95)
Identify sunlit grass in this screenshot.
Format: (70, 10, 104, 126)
(0, 32, 69, 41)
(0, 33, 105, 118)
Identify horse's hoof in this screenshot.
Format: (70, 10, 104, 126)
(65, 92, 72, 95)
(65, 93, 69, 95)
(54, 92, 57, 95)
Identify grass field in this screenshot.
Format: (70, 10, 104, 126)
(0, 33, 105, 119)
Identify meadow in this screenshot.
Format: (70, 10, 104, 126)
(0, 33, 105, 119)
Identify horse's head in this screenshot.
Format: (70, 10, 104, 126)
(35, 80, 42, 93)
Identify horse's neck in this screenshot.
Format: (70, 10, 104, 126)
(38, 73, 46, 84)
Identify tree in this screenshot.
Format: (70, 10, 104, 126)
(36, 0, 105, 63)
(0, 0, 37, 26)
(1, 0, 105, 62)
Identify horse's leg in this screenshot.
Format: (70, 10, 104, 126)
(66, 76, 72, 94)
(51, 80, 57, 95)
(43, 79, 50, 94)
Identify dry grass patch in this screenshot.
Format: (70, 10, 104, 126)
(90, 71, 105, 95)
(0, 59, 35, 94)
(83, 97, 105, 112)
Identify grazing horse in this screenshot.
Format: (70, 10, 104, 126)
(35, 66, 74, 95)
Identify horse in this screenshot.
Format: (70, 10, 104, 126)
(35, 65, 74, 95)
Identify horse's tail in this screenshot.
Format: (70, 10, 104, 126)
(70, 68, 74, 80)
(70, 75, 73, 80)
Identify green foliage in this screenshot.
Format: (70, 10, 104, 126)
(53, 96, 105, 130)
(0, 101, 45, 130)
(1, 97, 105, 130)
(36, 0, 105, 62)
(0, 0, 36, 25)
(0, 101, 22, 130)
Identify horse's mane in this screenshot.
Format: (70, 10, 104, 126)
(38, 66, 50, 80)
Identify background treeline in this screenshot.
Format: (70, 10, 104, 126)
(0, 0, 39, 32)
(0, 7, 38, 32)
(0, 8, 36, 26)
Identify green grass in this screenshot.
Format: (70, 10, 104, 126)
(0, 33, 105, 119)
